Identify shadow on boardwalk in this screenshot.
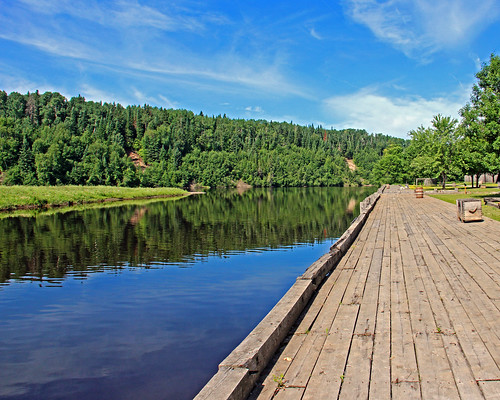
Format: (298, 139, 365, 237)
(251, 189, 500, 399)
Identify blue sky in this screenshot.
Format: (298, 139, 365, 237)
(0, 0, 499, 138)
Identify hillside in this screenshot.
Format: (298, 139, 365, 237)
(0, 90, 406, 188)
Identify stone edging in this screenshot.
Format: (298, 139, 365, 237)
(195, 185, 385, 400)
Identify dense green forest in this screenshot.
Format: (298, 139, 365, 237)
(371, 53, 500, 187)
(0, 90, 403, 188)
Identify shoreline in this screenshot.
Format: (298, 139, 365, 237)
(0, 186, 195, 213)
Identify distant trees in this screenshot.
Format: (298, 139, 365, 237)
(0, 90, 399, 188)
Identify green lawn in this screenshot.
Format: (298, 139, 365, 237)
(428, 187, 500, 222)
(0, 186, 189, 211)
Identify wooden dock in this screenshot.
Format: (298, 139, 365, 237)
(250, 189, 500, 399)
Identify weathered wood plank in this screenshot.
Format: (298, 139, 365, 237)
(369, 209, 392, 400)
(478, 380, 500, 399)
(302, 304, 359, 400)
(339, 333, 373, 399)
(395, 208, 461, 399)
(389, 204, 419, 385)
(400, 199, 485, 399)
(273, 386, 304, 400)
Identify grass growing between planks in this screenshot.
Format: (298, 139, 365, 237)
(0, 186, 189, 211)
(429, 187, 500, 222)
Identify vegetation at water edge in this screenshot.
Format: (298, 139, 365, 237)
(0, 185, 187, 211)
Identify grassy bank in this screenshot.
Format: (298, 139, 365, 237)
(0, 186, 189, 211)
(428, 187, 500, 222)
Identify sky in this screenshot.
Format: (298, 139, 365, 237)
(0, 0, 499, 139)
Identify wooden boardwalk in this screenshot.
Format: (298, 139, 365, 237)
(250, 189, 500, 399)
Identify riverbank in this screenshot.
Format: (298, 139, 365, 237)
(0, 185, 190, 212)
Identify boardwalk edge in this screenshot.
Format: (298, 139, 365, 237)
(194, 185, 385, 400)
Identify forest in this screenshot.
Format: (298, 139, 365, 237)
(0, 90, 403, 188)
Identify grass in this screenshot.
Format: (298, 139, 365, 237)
(427, 186, 500, 223)
(0, 196, 188, 219)
(0, 185, 189, 212)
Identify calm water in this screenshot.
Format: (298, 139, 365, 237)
(0, 187, 376, 400)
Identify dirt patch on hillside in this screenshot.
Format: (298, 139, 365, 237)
(346, 159, 357, 171)
(128, 151, 148, 170)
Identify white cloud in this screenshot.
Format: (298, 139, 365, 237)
(1, 2, 305, 100)
(0, 32, 97, 61)
(158, 95, 178, 109)
(310, 28, 323, 40)
(345, 0, 500, 59)
(323, 86, 469, 138)
(245, 106, 264, 112)
(80, 84, 131, 105)
(126, 58, 309, 98)
(18, 0, 208, 32)
(0, 70, 61, 96)
(111, 0, 205, 32)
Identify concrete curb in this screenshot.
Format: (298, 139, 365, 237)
(194, 186, 384, 400)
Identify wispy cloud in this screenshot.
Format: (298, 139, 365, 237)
(80, 84, 131, 105)
(0, 31, 98, 61)
(245, 106, 264, 112)
(0, 68, 61, 96)
(1, 1, 306, 99)
(310, 28, 323, 40)
(323, 86, 469, 137)
(17, 0, 211, 32)
(344, 0, 500, 59)
(111, 0, 205, 31)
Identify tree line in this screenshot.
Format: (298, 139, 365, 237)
(372, 53, 500, 187)
(0, 90, 402, 188)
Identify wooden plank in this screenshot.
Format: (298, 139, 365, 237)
(354, 247, 383, 336)
(421, 220, 500, 365)
(252, 332, 308, 399)
(427, 215, 500, 303)
(281, 269, 354, 388)
(392, 381, 421, 399)
(478, 381, 500, 399)
(441, 335, 485, 399)
(339, 333, 373, 399)
(389, 204, 419, 384)
(395, 210, 461, 399)
(281, 331, 329, 388)
(273, 386, 304, 400)
(399, 200, 485, 399)
(294, 265, 343, 335)
(302, 304, 359, 400)
(369, 211, 392, 399)
(421, 248, 500, 380)
(410, 205, 500, 382)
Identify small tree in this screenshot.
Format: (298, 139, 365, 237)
(370, 144, 408, 184)
(408, 115, 459, 189)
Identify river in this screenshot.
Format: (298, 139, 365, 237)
(0, 186, 376, 400)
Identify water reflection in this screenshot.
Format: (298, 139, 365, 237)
(0, 187, 376, 400)
(0, 187, 375, 285)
